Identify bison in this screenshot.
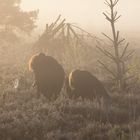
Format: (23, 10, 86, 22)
(29, 52, 65, 99)
(65, 69, 110, 100)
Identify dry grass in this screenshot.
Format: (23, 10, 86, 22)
(0, 87, 139, 140)
(0, 37, 140, 140)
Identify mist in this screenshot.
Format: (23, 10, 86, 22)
(0, 1, 140, 139)
(21, 0, 140, 35)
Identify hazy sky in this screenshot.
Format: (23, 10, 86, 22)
(21, 0, 140, 34)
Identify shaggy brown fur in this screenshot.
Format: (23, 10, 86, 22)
(29, 53, 65, 99)
(66, 69, 109, 100)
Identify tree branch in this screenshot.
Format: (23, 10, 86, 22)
(102, 32, 113, 42)
(103, 12, 112, 22)
(104, 0, 110, 7)
(114, 15, 121, 22)
(117, 38, 125, 45)
(116, 31, 119, 42)
(98, 60, 117, 78)
(120, 43, 129, 58)
(113, 0, 119, 6)
(96, 45, 116, 61)
(124, 50, 135, 60)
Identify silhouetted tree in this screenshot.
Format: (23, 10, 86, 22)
(97, 0, 134, 91)
(34, 15, 99, 73)
(0, 0, 38, 42)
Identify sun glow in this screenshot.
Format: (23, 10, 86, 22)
(21, 0, 140, 33)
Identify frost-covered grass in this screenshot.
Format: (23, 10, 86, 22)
(0, 88, 140, 140)
(0, 41, 140, 140)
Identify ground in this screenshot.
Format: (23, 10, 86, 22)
(0, 88, 140, 140)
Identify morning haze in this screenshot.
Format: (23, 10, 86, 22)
(1, 0, 140, 139)
(21, 0, 140, 35)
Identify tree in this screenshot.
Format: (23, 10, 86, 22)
(34, 15, 99, 74)
(0, 0, 38, 42)
(97, 0, 134, 91)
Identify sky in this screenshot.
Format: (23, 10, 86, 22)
(21, 0, 140, 35)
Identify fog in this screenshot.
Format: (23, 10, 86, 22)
(0, 1, 140, 138)
(21, 0, 140, 33)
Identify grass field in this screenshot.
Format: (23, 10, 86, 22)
(0, 85, 139, 140)
(0, 39, 139, 140)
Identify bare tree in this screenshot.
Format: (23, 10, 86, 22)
(97, 0, 134, 91)
(34, 15, 99, 73)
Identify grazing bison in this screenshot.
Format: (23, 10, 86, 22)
(29, 53, 65, 99)
(66, 69, 110, 100)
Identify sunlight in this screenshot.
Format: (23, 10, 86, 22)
(0, 0, 140, 139)
(21, 0, 140, 32)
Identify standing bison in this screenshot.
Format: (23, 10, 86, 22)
(66, 69, 110, 100)
(29, 53, 65, 99)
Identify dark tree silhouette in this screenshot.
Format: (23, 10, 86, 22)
(0, 0, 38, 42)
(97, 0, 134, 91)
